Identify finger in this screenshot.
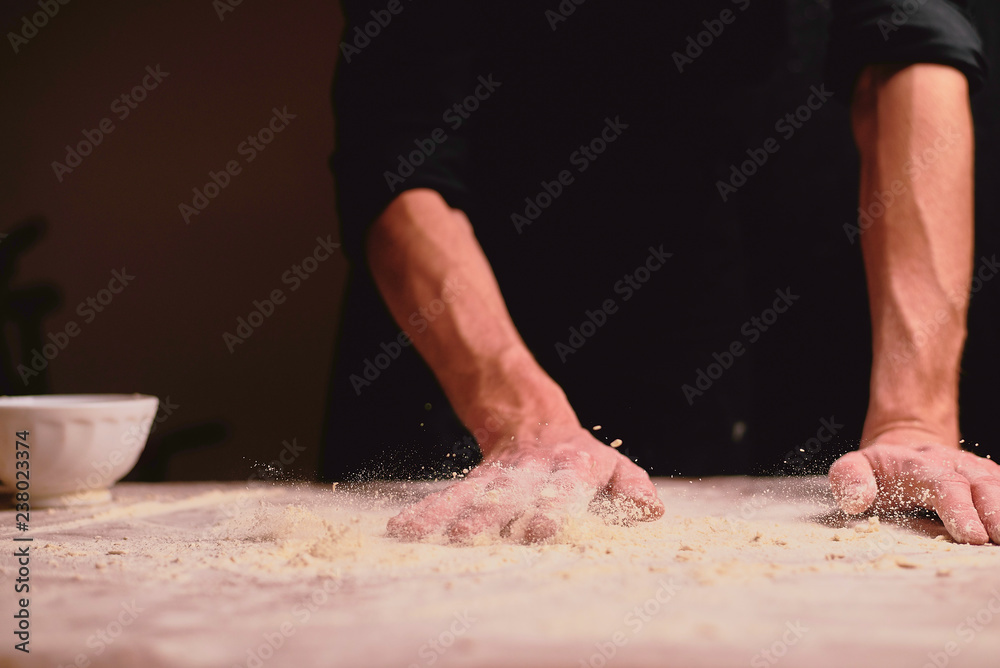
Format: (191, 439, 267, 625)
(387, 467, 500, 540)
(930, 473, 990, 545)
(605, 457, 664, 522)
(446, 463, 546, 542)
(956, 456, 1000, 544)
(828, 451, 878, 514)
(522, 466, 599, 543)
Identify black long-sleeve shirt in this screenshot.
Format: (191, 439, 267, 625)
(322, 0, 987, 480)
(332, 0, 986, 264)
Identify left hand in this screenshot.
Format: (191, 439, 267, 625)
(829, 442, 1000, 545)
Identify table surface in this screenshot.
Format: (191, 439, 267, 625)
(1, 477, 999, 668)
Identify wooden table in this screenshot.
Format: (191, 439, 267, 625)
(2, 478, 999, 667)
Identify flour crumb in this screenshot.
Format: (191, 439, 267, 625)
(854, 517, 880, 534)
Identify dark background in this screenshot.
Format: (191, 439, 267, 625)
(1, 0, 998, 483)
(0, 0, 346, 481)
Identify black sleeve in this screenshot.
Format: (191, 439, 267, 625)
(826, 0, 988, 100)
(330, 0, 478, 264)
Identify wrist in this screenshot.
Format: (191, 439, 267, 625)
(865, 309, 964, 449)
(863, 382, 961, 448)
(861, 410, 960, 450)
(450, 347, 579, 455)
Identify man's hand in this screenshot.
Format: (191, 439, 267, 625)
(830, 439, 1000, 545)
(365, 189, 662, 543)
(387, 423, 664, 543)
(840, 64, 985, 544)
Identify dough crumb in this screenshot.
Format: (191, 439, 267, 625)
(854, 517, 880, 534)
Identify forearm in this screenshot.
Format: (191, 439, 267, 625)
(852, 64, 974, 447)
(365, 188, 577, 450)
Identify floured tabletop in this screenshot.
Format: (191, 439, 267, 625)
(1, 477, 999, 668)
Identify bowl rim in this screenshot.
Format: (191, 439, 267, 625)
(0, 393, 159, 410)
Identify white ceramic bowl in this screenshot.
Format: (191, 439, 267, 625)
(0, 394, 159, 507)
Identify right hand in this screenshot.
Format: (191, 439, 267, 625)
(386, 422, 664, 543)
(829, 439, 1000, 545)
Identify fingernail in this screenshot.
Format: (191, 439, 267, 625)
(838, 483, 871, 513)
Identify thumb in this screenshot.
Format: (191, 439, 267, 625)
(607, 458, 665, 522)
(829, 450, 878, 514)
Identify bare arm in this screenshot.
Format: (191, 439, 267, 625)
(830, 64, 1000, 544)
(368, 188, 664, 541)
(366, 188, 575, 443)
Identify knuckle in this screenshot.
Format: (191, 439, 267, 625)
(972, 477, 1000, 492)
